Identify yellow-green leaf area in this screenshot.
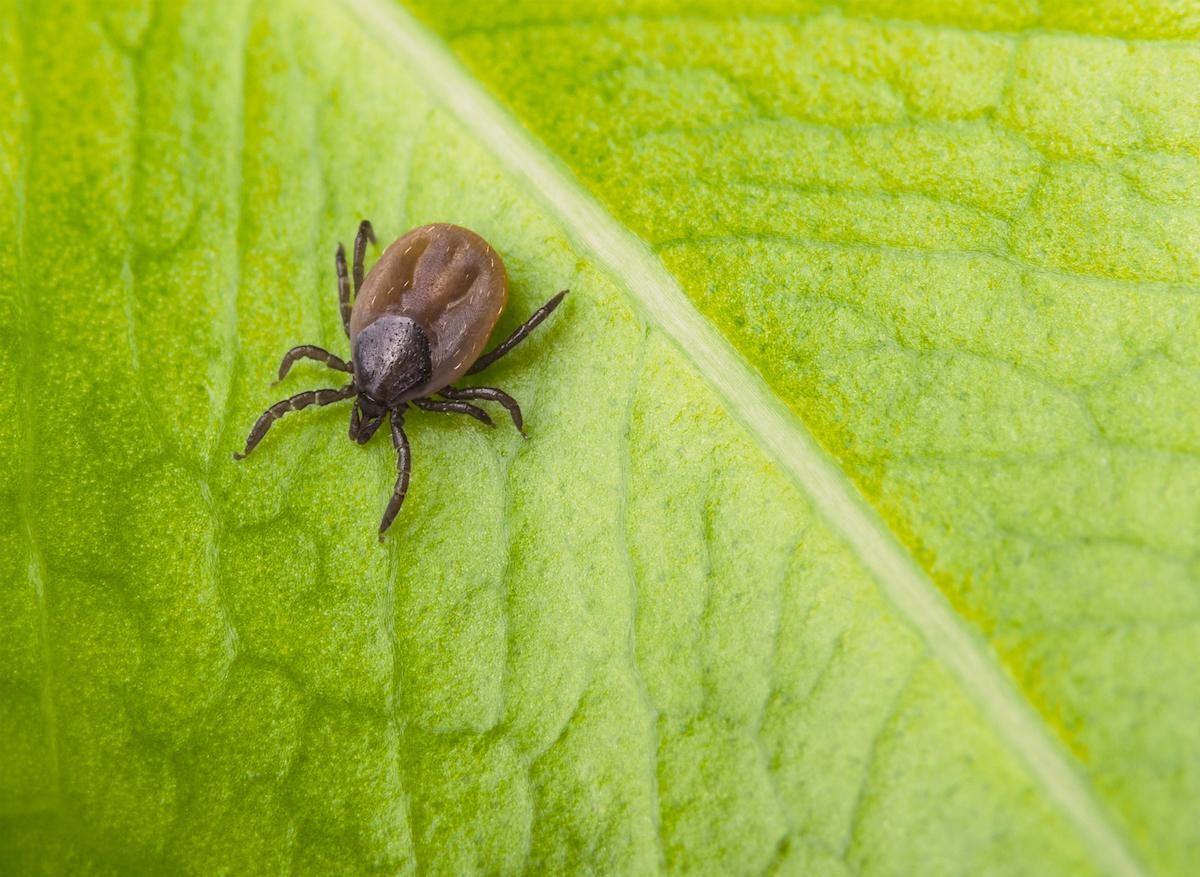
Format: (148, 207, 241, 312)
(400, 2, 1200, 874)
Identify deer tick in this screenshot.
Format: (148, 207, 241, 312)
(234, 221, 566, 539)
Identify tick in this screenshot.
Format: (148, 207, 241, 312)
(234, 221, 566, 539)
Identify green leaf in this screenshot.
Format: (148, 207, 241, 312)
(0, 1, 1192, 875)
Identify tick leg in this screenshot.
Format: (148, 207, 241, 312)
(336, 244, 352, 337)
(276, 345, 351, 382)
(379, 409, 412, 540)
(467, 290, 568, 376)
(353, 220, 376, 294)
(233, 383, 356, 460)
(441, 386, 525, 436)
(412, 397, 494, 428)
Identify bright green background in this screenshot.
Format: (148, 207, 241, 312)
(0, 0, 1196, 874)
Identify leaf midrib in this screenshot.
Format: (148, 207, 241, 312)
(337, 2, 1149, 875)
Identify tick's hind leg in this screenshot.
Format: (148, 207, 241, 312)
(467, 290, 567, 376)
(233, 383, 356, 460)
(353, 220, 376, 293)
(336, 244, 352, 337)
(338, 221, 377, 337)
(379, 410, 412, 540)
(413, 396, 494, 428)
(441, 386, 525, 436)
(276, 345, 351, 382)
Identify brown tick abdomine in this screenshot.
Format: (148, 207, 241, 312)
(234, 221, 566, 538)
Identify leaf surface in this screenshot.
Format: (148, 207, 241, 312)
(0, 0, 1194, 874)
(395, 2, 1200, 874)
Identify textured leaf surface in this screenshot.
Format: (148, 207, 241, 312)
(0, 0, 1192, 875)
(397, 2, 1200, 875)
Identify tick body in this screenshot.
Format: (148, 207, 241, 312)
(234, 221, 567, 539)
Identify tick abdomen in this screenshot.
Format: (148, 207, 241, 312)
(350, 223, 508, 398)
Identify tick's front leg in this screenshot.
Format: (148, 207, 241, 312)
(412, 396, 494, 428)
(276, 345, 351, 382)
(441, 385, 525, 436)
(234, 383, 357, 460)
(379, 409, 412, 540)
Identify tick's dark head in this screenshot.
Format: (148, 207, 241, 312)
(352, 314, 432, 408)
